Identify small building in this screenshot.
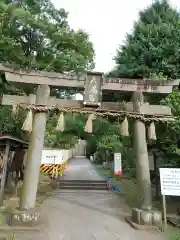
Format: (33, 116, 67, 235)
(0, 134, 28, 205)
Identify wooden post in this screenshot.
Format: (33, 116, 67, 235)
(19, 85, 50, 210)
(162, 195, 167, 231)
(132, 92, 152, 211)
(0, 140, 10, 205)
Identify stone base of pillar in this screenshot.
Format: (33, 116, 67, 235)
(132, 208, 162, 225)
(126, 208, 162, 230)
(9, 208, 41, 227)
(50, 178, 59, 189)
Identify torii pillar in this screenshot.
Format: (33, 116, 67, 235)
(130, 91, 162, 226)
(132, 92, 152, 211)
(11, 85, 50, 226)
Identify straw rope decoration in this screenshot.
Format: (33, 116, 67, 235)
(84, 113, 96, 133)
(18, 104, 174, 123)
(148, 121, 157, 140)
(21, 109, 33, 133)
(119, 117, 129, 137)
(12, 104, 18, 115)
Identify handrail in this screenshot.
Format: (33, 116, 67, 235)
(96, 167, 120, 193)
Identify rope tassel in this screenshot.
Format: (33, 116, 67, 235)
(12, 105, 18, 116)
(119, 117, 129, 137)
(21, 110, 33, 133)
(148, 121, 157, 140)
(55, 112, 65, 132)
(84, 114, 96, 133)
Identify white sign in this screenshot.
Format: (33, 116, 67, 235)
(41, 150, 63, 164)
(114, 153, 122, 175)
(159, 168, 180, 196)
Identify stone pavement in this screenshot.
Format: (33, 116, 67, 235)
(15, 157, 165, 240)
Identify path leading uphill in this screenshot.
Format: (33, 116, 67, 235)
(15, 157, 165, 240)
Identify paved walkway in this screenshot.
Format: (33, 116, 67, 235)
(16, 158, 165, 240)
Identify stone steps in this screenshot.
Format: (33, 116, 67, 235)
(57, 180, 108, 190)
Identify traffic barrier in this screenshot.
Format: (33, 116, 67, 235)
(40, 160, 68, 177)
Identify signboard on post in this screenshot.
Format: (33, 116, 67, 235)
(41, 150, 63, 165)
(159, 168, 180, 196)
(83, 72, 103, 106)
(114, 153, 122, 175)
(159, 168, 180, 230)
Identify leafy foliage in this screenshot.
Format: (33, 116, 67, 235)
(97, 134, 122, 161)
(85, 118, 125, 164)
(105, 0, 180, 170)
(0, 0, 95, 141)
(0, 0, 94, 72)
(0, 106, 27, 138)
(109, 0, 180, 79)
(44, 113, 79, 149)
(44, 114, 124, 156)
(158, 89, 180, 156)
(97, 134, 122, 152)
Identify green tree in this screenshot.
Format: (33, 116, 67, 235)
(158, 89, 180, 156)
(105, 0, 180, 172)
(44, 113, 87, 149)
(0, 0, 95, 139)
(86, 118, 124, 163)
(109, 0, 180, 79)
(0, 0, 94, 72)
(0, 106, 26, 138)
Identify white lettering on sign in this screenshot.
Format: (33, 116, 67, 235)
(89, 77, 98, 102)
(159, 168, 180, 196)
(114, 153, 122, 176)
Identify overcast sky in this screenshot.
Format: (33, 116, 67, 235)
(53, 0, 180, 73)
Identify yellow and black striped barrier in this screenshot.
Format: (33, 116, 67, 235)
(40, 161, 68, 177)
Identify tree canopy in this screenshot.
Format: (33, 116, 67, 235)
(106, 0, 180, 168)
(0, 0, 94, 73)
(0, 0, 95, 142)
(109, 0, 180, 80)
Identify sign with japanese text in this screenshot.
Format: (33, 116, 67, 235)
(41, 150, 63, 164)
(114, 153, 122, 176)
(83, 73, 103, 106)
(159, 168, 180, 196)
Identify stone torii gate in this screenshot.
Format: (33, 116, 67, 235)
(0, 64, 177, 226)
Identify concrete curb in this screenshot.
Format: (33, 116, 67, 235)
(125, 216, 162, 232)
(0, 225, 42, 232)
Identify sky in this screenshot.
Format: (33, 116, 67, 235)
(53, 0, 180, 73)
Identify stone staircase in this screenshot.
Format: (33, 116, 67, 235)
(57, 180, 108, 190)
